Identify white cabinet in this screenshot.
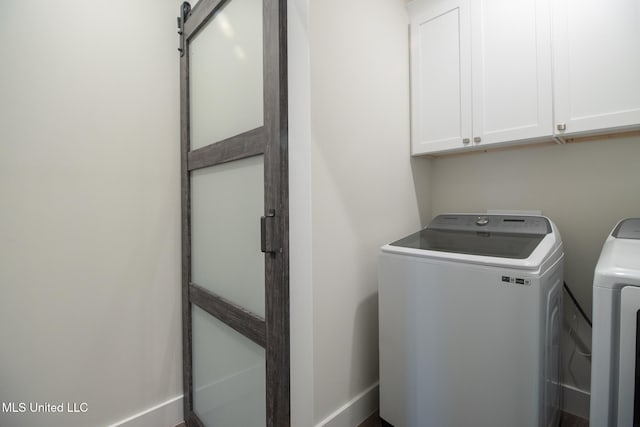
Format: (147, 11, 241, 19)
(410, 0, 553, 155)
(471, 0, 553, 147)
(409, 0, 471, 154)
(551, 0, 640, 138)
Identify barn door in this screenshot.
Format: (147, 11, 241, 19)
(178, 0, 289, 425)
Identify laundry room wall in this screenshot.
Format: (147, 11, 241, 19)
(308, 0, 431, 424)
(428, 133, 640, 414)
(0, 1, 182, 426)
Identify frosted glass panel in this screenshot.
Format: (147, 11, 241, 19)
(191, 155, 264, 316)
(190, 0, 264, 149)
(192, 305, 266, 426)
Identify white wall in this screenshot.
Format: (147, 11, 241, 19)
(0, 1, 182, 426)
(308, 0, 431, 423)
(430, 136, 640, 321)
(429, 134, 640, 411)
(287, 0, 315, 425)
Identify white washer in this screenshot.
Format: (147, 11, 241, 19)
(379, 214, 564, 427)
(590, 218, 640, 427)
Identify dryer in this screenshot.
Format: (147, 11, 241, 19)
(379, 214, 564, 427)
(590, 218, 640, 427)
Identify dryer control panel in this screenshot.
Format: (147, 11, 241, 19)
(428, 214, 551, 235)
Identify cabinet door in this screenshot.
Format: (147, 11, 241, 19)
(410, 0, 472, 155)
(552, 0, 640, 137)
(471, 0, 553, 147)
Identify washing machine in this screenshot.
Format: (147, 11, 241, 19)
(378, 214, 564, 427)
(590, 218, 640, 427)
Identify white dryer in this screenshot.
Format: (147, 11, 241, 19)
(379, 214, 564, 427)
(590, 218, 640, 427)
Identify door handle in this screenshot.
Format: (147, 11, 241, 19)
(261, 209, 276, 253)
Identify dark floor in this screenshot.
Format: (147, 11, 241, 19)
(557, 412, 590, 427)
(358, 411, 589, 427)
(177, 409, 589, 427)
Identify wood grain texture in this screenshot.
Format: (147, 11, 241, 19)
(186, 412, 206, 427)
(189, 283, 266, 347)
(559, 412, 589, 427)
(183, 0, 227, 41)
(264, 0, 290, 425)
(179, 10, 194, 420)
(187, 127, 265, 170)
(180, 0, 290, 425)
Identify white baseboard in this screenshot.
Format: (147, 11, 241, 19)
(315, 383, 379, 427)
(108, 395, 184, 427)
(103, 383, 581, 427)
(561, 383, 590, 420)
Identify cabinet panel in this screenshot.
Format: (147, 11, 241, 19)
(552, 0, 640, 136)
(410, 0, 471, 155)
(472, 0, 552, 145)
(410, 0, 551, 155)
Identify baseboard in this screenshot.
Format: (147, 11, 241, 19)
(315, 383, 379, 427)
(103, 382, 580, 426)
(561, 383, 590, 420)
(107, 395, 183, 427)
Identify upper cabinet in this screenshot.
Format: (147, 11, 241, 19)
(410, 0, 553, 155)
(410, 0, 472, 155)
(551, 0, 640, 137)
(410, 0, 640, 155)
(471, 0, 553, 147)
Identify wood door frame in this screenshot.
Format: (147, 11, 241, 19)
(178, 0, 289, 425)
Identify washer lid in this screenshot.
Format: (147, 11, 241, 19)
(612, 218, 640, 240)
(595, 218, 640, 289)
(389, 214, 551, 260)
(390, 228, 545, 260)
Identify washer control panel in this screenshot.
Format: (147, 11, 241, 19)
(429, 214, 551, 235)
(501, 274, 532, 286)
